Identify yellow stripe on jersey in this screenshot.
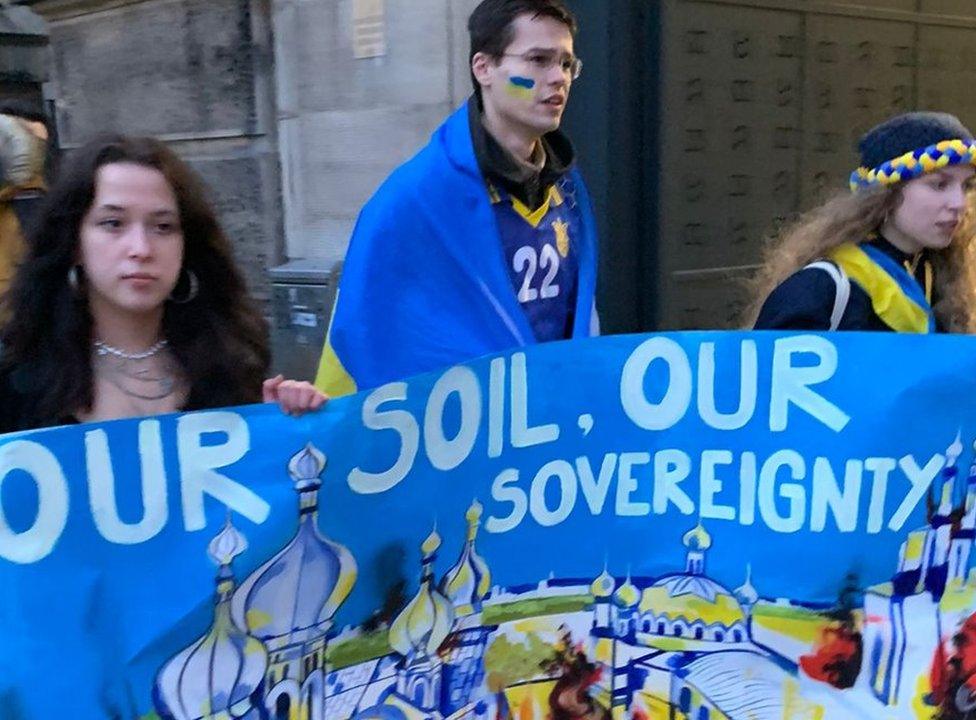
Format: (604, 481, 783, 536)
(510, 185, 561, 228)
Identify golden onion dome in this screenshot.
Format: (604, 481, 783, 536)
(421, 528, 441, 556)
(613, 574, 640, 609)
(390, 526, 455, 659)
(590, 567, 616, 598)
(682, 521, 712, 551)
(440, 500, 492, 614)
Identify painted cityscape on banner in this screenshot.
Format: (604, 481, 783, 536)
(149, 436, 976, 720)
(5, 333, 976, 720)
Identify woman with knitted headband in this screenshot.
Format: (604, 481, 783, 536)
(748, 112, 976, 332)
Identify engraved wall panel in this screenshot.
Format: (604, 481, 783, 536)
(918, 26, 976, 126)
(919, 0, 976, 14)
(657, 0, 976, 330)
(801, 16, 916, 205)
(857, 0, 926, 9)
(658, 2, 801, 329)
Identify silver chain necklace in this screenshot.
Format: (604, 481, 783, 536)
(94, 339, 169, 361)
(93, 340, 178, 403)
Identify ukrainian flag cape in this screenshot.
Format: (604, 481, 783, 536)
(315, 101, 599, 395)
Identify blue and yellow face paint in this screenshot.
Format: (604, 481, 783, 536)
(505, 76, 535, 101)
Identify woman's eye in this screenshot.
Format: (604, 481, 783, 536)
(528, 54, 549, 67)
(98, 219, 122, 229)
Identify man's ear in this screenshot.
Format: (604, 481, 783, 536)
(471, 52, 496, 90)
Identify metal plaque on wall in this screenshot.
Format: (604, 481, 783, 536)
(352, 0, 387, 59)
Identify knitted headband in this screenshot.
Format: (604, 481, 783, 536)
(849, 112, 976, 192)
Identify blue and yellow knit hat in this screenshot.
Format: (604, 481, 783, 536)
(849, 112, 976, 192)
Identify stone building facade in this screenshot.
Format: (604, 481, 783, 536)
(10, 0, 976, 350)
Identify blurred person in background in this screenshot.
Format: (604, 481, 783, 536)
(0, 99, 50, 296)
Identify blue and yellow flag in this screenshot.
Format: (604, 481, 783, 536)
(315, 101, 599, 396)
(829, 243, 936, 333)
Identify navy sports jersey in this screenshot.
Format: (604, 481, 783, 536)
(490, 178, 581, 342)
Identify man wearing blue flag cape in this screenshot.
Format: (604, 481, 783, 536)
(315, 0, 599, 396)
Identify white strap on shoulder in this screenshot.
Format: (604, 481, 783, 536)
(804, 260, 850, 330)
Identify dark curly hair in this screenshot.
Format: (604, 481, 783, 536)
(0, 135, 270, 426)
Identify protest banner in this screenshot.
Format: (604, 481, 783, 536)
(2, 332, 974, 719)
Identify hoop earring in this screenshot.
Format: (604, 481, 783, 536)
(67, 265, 82, 293)
(169, 269, 199, 304)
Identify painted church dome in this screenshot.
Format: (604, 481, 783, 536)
(613, 573, 640, 609)
(637, 520, 747, 637)
(351, 706, 408, 720)
(734, 565, 759, 607)
(639, 574, 746, 629)
(591, 566, 616, 598)
(440, 500, 492, 615)
(231, 444, 356, 644)
(155, 519, 269, 720)
(390, 528, 455, 659)
(682, 521, 712, 551)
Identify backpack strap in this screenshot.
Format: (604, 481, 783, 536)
(804, 260, 850, 330)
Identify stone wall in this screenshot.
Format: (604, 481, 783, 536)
(28, 0, 487, 291)
(29, 0, 282, 303)
(272, 0, 480, 265)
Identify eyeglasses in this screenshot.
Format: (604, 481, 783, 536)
(501, 50, 582, 80)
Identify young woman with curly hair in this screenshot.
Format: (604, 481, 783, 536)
(749, 112, 976, 333)
(0, 135, 325, 431)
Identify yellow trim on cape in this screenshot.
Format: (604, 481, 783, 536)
(828, 243, 932, 333)
(314, 338, 357, 398)
(314, 289, 358, 397)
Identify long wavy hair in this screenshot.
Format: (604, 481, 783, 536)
(743, 184, 976, 333)
(0, 135, 270, 424)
